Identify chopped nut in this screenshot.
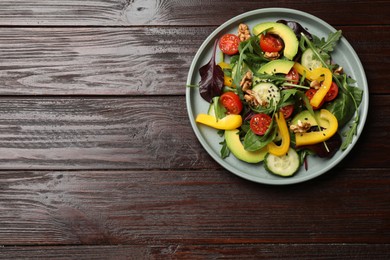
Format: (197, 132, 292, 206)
(290, 120, 311, 133)
(264, 51, 280, 60)
(238, 23, 251, 42)
(244, 90, 259, 106)
(244, 89, 268, 107)
(240, 71, 252, 92)
(334, 66, 343, 75)
(310, 80, 321, 89)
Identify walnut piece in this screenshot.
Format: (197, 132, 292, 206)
(290, 120, 312, 133)
(238, 23, 251, 42)
(264, 51, 280, 60)
(310, 80, 321, 90)
(244, 89, 268, 107)
(244, 90, 259, 107)
(240, 71, 252, 92)
(334, 66, 343, 75)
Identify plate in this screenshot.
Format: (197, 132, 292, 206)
(186, 8, 368, 185)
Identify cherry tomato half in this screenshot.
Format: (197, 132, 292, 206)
(219, 34, 240, 56)
(250, 113, 272, 136)
(285, 68, 300, 84)
(324, 82, 339, 102)
(305, 89, 324, 110)
(279, 105, 294, 119)
(260, 34, 283, 53)
(220, 92, 243, 115)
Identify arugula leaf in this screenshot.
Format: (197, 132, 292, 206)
(243, 53, 268, 72)
(325, 88, 354, 128)
(327, 74, 362, 126)
(301, 31, 342, 67)
(277, 89, 298, 108)
(318, 30, 342, 53)
(233, 39, 253, 100)
(219, 139, 230, 159)
(327, 74, 363, 150)
(280, 89, 298, 101)
(211, 96, 227, 120)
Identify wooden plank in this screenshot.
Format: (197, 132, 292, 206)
(0, 27, 204, 95)
(0, 95, 386, 170)
(0, 244, 389, 259)
(0, 169, 388, 245)
(0, 26, 387, 95)
(0, 0, 388, 26)
(0, 97, 214, 169)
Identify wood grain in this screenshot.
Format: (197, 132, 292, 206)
(0, 95, 386, 170)
(0, 0, 388, 26)
(1, 244, 389, 259)
(0, 168, 388, 245)
(0, 27, 203, 95)
(0, 26, 387, 95)
(0, 1, 388, 258)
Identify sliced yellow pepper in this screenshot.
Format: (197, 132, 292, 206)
(309, 68, 332, 107)
(217, 62, 231, 70)
(293, 63, 332, 108)
(295, 109, 338, 147)
(218, 61, 234, 88)
(195, 114, 242, 130)
(224, 76, 234, 87)
(267, 112, 290, 156)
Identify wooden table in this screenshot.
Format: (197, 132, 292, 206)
(0, 1, 389, 258)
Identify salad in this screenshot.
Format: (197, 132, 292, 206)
(192, 20, 363, 177)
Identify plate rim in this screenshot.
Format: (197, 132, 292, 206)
(186, 7, 369, 185)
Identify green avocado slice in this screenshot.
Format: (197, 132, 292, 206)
(225, 129, 267, 163)
(257, 59, 295, 75)
(253, 22, 299, 60)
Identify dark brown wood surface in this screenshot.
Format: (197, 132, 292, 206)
(0, 0, 389, 259)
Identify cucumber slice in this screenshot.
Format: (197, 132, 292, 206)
(207, 102, 216, 117)
(264, 148, 300, 177)
(252, 82, 280, 106)
(301, 48, 322, 71)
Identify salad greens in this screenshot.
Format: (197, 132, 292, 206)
(192, 19, 364, 177)
(198, 39, 224, 102)
(300, 32, 363, 149)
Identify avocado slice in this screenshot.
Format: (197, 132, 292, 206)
(253, 60, 295, 85)
(257, 60, 295, 75)
(291, 110, 318, 126)
(225, 129, 267, 163)
(253, 22, 299, 60)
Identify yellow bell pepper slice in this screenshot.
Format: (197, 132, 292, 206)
(309, 68, 332, 107)
(267, 112, 290, 156)
(295, 109, 338, 147)
(195, 114, 242, 130)
(218, 62, 231, 70)
(293, 63, 332, 108)
(218, 62, 234, 87)
(224, 76, 234, 87)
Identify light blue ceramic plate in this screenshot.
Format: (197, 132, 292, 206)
(186, 8, 368, 185)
